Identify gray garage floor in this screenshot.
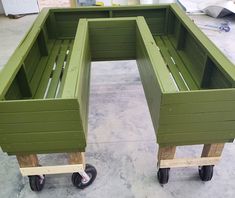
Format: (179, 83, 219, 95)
(0, 13, 235, 198)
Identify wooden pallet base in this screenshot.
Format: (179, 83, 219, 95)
(17, 152, 85, 176)
(158, 143, 224, 169)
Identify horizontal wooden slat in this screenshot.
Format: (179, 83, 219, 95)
(1, 140, 86, 154)
(155, 36, 188, 91)
(0, 110, 80, 124)
(159, 157, 221, 168)
(20, 164, 84, 176)
(157, 131, 233, 145)
(51, 5, 169, 13)
(57, 40, 74, 98)
(162, 89, 235, 104)
(46, 40, 70, 98)
(0, 131, 83, 144)
(34, 40, 62, 98)
(161, 100, 235, 115)
(159, 120, 235, 133)
(0, 120, 81, 134)
(30, 56, 50, 96)
(159, 35, 198, 90)
(0, 98, 79, 113)
(160, 111, 235, 124)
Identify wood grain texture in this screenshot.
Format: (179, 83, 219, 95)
(201, 143, 224, 157)
(158, 146, 176, 160)
(16, 154, 39, 168)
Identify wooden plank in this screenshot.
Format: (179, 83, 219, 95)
(48, 12, 57, 39)
(16, 154, 39, 168)
(160, 35, 198, 90)
(30, 56, 50, 96)
(4, 78, 23, 100)
(201, 57, 232, 89)
(159, 157, 221, 168)
(68, 152, 85, 168)
(158, 146, 176, 160)
(50, 5, 169, 13)
(201, 143, 224, 157)
(160, 100, 235, 115)
(155, 36, 188, 91)
(136, 19, 162, 133)
(57, 40, 74, 98)
(1, 131, 84, 144)
(38, 28, 49, 56)
(164, 7, 169, 34)
(74, 27, 91, 133)
(0, 110, 81, 124)
(0, 98, 79, 113)
(92, 50, 135, 61)
(89, 27, 136, 36)
(178, 50, 203, 87)
(20, 164, 84, 176)
(162, 89, 235, 105)
(158, 121, 235, 133)
(34, 40, 62, 98)
(2, 140, 86, 154)
(176, 24, 186, 50)
(16, 65, 32, 98)
(159, 111, 235, 125)
(89, 20, 135, 60)
(62, 19, 87, 99)
(24, 41, 41, 82)
(46, 40, 70, 98)
(0, 120, 82, 134)
(157, 132, 232, 146)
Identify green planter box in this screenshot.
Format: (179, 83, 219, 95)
(0, 4, 234, 155)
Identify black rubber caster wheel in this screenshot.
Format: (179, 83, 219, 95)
(72, 164, 97, 189)
(199, 165, 214, 181)
(28, 175, 45, 191)
(157, 168, 170, 185)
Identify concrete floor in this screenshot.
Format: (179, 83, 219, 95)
(0, 13, 235, 198)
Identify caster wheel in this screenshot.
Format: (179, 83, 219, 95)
(199, 165, 214, 181)
(28, 175, 45, 191)
(157, 168, 170, 185)
(72, 164, 97, 189)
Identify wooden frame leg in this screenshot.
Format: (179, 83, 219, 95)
(158, 146, 176, 161)
(68, 152, 85, 169)
(201, 143, 225, 158)
(16, 154, 39, 168)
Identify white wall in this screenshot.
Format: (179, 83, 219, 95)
(0, 0, 5, 14)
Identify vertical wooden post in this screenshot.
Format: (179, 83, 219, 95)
(49, 13, 58, 39)
(158, 146, 176, 161)
(16, 154, 39, 168)
(164, 8, 169, 34)
(109, 10, 113, 18)
(68, 152, 85, 169)
(176, 24, 186, 50)
(16, 65, 32, 98)
(201, 143, 225, 157)
(38, 28, 49, 56)
(200, 56, 214, 88)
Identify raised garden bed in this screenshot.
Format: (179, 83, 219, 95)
(0, 4, 235, 156)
